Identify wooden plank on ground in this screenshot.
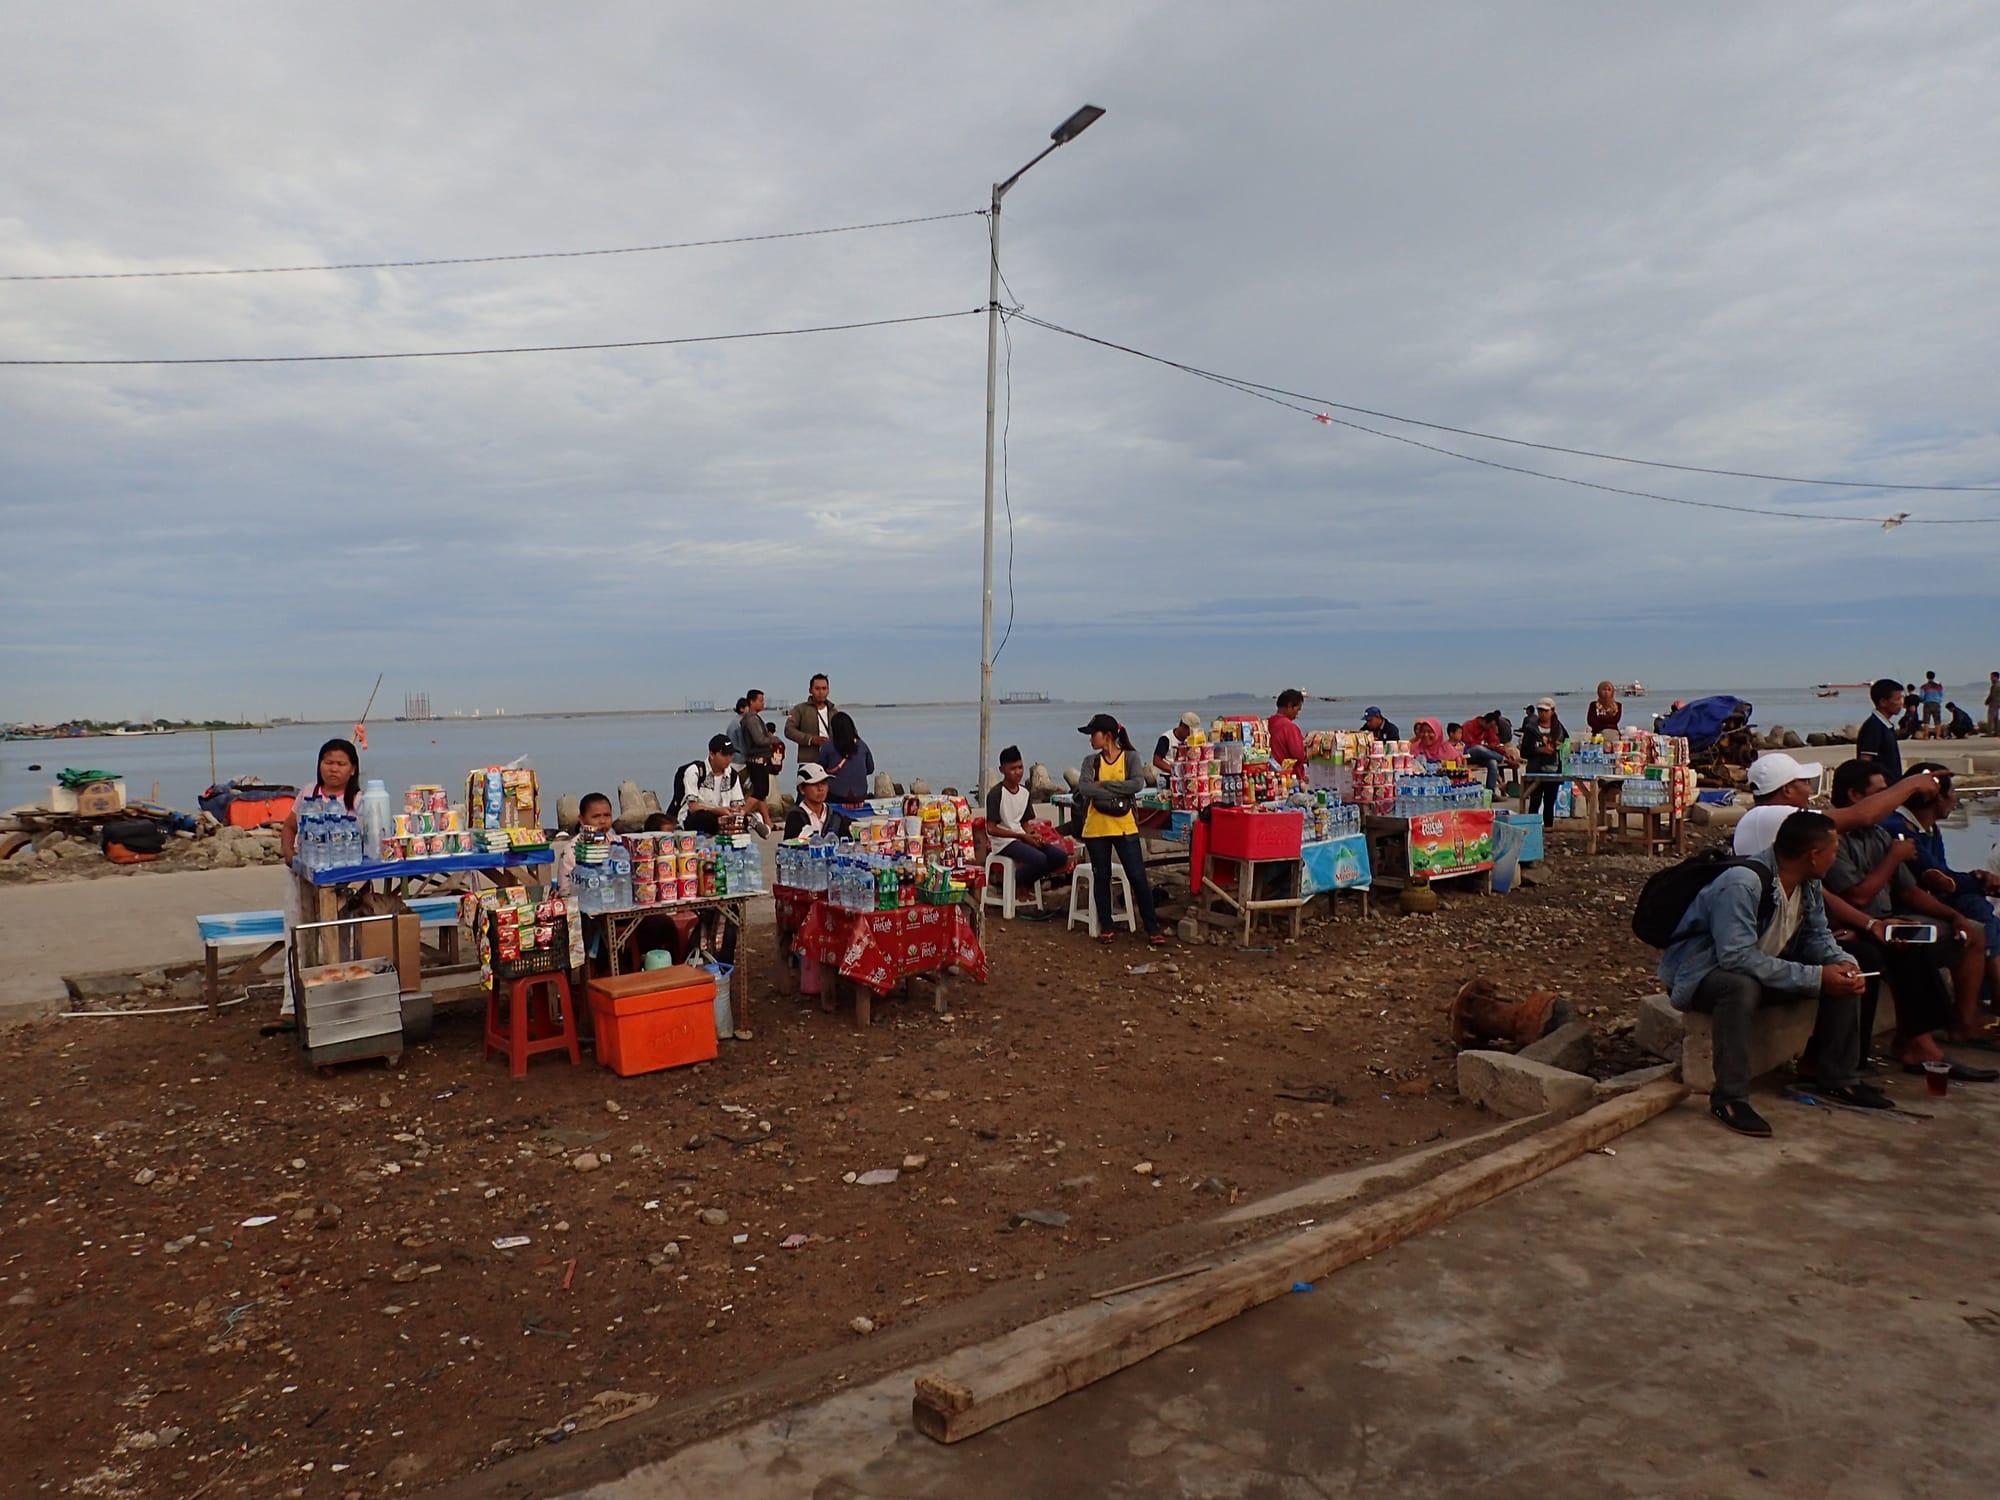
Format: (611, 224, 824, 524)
(911, 1075, 1686, 1443)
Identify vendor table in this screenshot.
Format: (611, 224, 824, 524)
(793, 898, 987, 1027)
(1363, 809, 1495, 892)
(291, 851, 553, 975)
(597, 894, 758, 1018)
(1513, 776, 1684, 857)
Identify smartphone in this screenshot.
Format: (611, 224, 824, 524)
(1882, 922, 1937, 943)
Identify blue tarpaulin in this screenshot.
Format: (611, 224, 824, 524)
(1657, 696, 1751, 752)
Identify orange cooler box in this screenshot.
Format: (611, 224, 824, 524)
(587, 968, 718, 1076)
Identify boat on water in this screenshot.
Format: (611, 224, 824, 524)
(1000, 691, 1051, 705)
(110, 723, 177, 736)
(1625, 682, 1646, 698)
(1813, 685, 1841, 698)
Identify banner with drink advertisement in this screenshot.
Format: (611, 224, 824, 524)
(1406, 808, 1494, 878)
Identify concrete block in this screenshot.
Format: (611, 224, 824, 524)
(1456, 1050, 1595, 1118)
(1593, 1062, 1679, 1099)
(1680, 998, 1819, 1094)
(1635, 993, 1684, 1062)
(1519, 1020, 1595, 1074)
(70, 971, 143, 1003)
(0, 976, 70, 1029)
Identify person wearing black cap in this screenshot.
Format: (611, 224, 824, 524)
(1076, 713, 1167, 947)
(1360, 706, 1399, 743)
(670, 734, 745, 834)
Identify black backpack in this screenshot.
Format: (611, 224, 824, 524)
(663, 760, 704, 826)
(1631, 847, 1775, 948)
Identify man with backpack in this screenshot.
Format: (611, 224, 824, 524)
(1655, 811, 1882, 1136)
(668, 736, 745, 835)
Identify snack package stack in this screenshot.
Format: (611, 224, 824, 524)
(1170, 743, 1224, 811)
(464, 884, 581, 988)
(1212, 716, 1271, 760)
(466, 767, 540, 831)
(1346, 738, 1397, 815)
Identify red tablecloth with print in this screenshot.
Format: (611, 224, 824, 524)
(773, 883, 818, 937)
(794, 899, 988, 995)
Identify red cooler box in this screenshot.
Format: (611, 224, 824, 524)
(1205, 806, 1304, 861)
(587, 967, 718, 1076)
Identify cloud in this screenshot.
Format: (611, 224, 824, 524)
(2, 1, 1997, 722)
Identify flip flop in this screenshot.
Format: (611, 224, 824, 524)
(1146, 931, 1169, 948)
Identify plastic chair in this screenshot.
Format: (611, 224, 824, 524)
(983, 851, 1046, 920)
(484, 971, 582, 1078)
(1067, 858, 1136, 937)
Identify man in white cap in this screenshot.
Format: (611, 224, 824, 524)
(1152, 711, 1204, 778)
(1733, 752, 1940, 858)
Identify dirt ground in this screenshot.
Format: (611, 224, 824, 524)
(0, 835, 1675, 1499)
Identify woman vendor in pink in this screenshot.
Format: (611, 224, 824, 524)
(278, 737, 362, 1019)
(1410, 717, 1449, 764)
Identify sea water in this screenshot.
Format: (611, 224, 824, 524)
(6, 689, 1995, 867)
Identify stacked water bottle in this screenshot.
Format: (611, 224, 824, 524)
(1389, 776, 1490, 818)
(294, 794, 367, 873)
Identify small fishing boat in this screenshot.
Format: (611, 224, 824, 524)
(1625, 682, 1646, 697)
(1813, 685, 1840, 698)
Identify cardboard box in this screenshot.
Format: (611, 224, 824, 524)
(360, 912, 423, 996)
(51, 780, 126, 815)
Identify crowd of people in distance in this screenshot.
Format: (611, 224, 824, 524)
(1657, 703, 2000, 1137)
(1861, 672, 2000, 750)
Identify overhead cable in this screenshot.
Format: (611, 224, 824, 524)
(0, 209, 986, 282)
(0, 308, 983, 366)
(1011, 313, 2000, 526)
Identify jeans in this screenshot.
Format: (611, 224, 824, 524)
(1525, 769, 1561, 828)
(1845, 932, 1951, 1049)
(1084, 833, 1161, 936)
(1464, 746, 1507, 792)
(1686, 969, 1859, 1102)
(993, 838, 1068, 889)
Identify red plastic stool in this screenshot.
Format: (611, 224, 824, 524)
(484, 971, 581, 1078)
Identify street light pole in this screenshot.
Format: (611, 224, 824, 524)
(977, 104, 1104, 798)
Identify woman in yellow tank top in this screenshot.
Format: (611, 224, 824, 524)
(1076, 713, 1166, 946)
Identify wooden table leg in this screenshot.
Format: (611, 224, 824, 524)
(731, 901, 748, 1031)
(852, 981, 872, 1028)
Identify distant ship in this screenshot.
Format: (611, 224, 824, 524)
(1000, 691, 1050, 705)
(1625, 682, 1646, 697)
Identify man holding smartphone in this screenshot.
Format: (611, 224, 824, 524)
(1826, 761, 1997, 1085)
(1659, 811, 1882, 1136)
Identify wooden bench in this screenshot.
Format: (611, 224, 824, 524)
(197, 895, 464, 1014)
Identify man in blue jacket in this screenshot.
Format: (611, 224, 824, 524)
(1659, 810, 1882, 1136)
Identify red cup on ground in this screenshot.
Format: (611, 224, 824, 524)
(1923, 1060, 1950, 1098)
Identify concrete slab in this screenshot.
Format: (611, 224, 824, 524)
(1456, 1049, 1595, 1118)
(565, 1080, 2000, 1500)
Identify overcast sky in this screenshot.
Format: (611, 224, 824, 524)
(3, 2, 1997, 723)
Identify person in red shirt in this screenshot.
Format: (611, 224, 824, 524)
(1268, 688, 1307, 774)
(1459, 713, 1511, 792)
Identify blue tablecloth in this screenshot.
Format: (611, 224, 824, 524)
(296, 848, 553, 886)
(1299, 833, 1371, 896)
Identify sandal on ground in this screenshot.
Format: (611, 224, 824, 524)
(1094, 932, 1117, 946)
(1146, 931, 1169, 948)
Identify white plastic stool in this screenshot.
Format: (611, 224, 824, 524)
(1068, 857, 1137, 936)
(983, 850, 1045, 920)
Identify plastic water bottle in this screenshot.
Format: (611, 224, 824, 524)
(608, 843, 633, 910)
(358, 779, 394, 860)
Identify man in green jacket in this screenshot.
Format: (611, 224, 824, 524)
(784, 674, 838, 756)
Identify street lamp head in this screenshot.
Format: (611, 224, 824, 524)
(1051, 104, 1105, 144)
